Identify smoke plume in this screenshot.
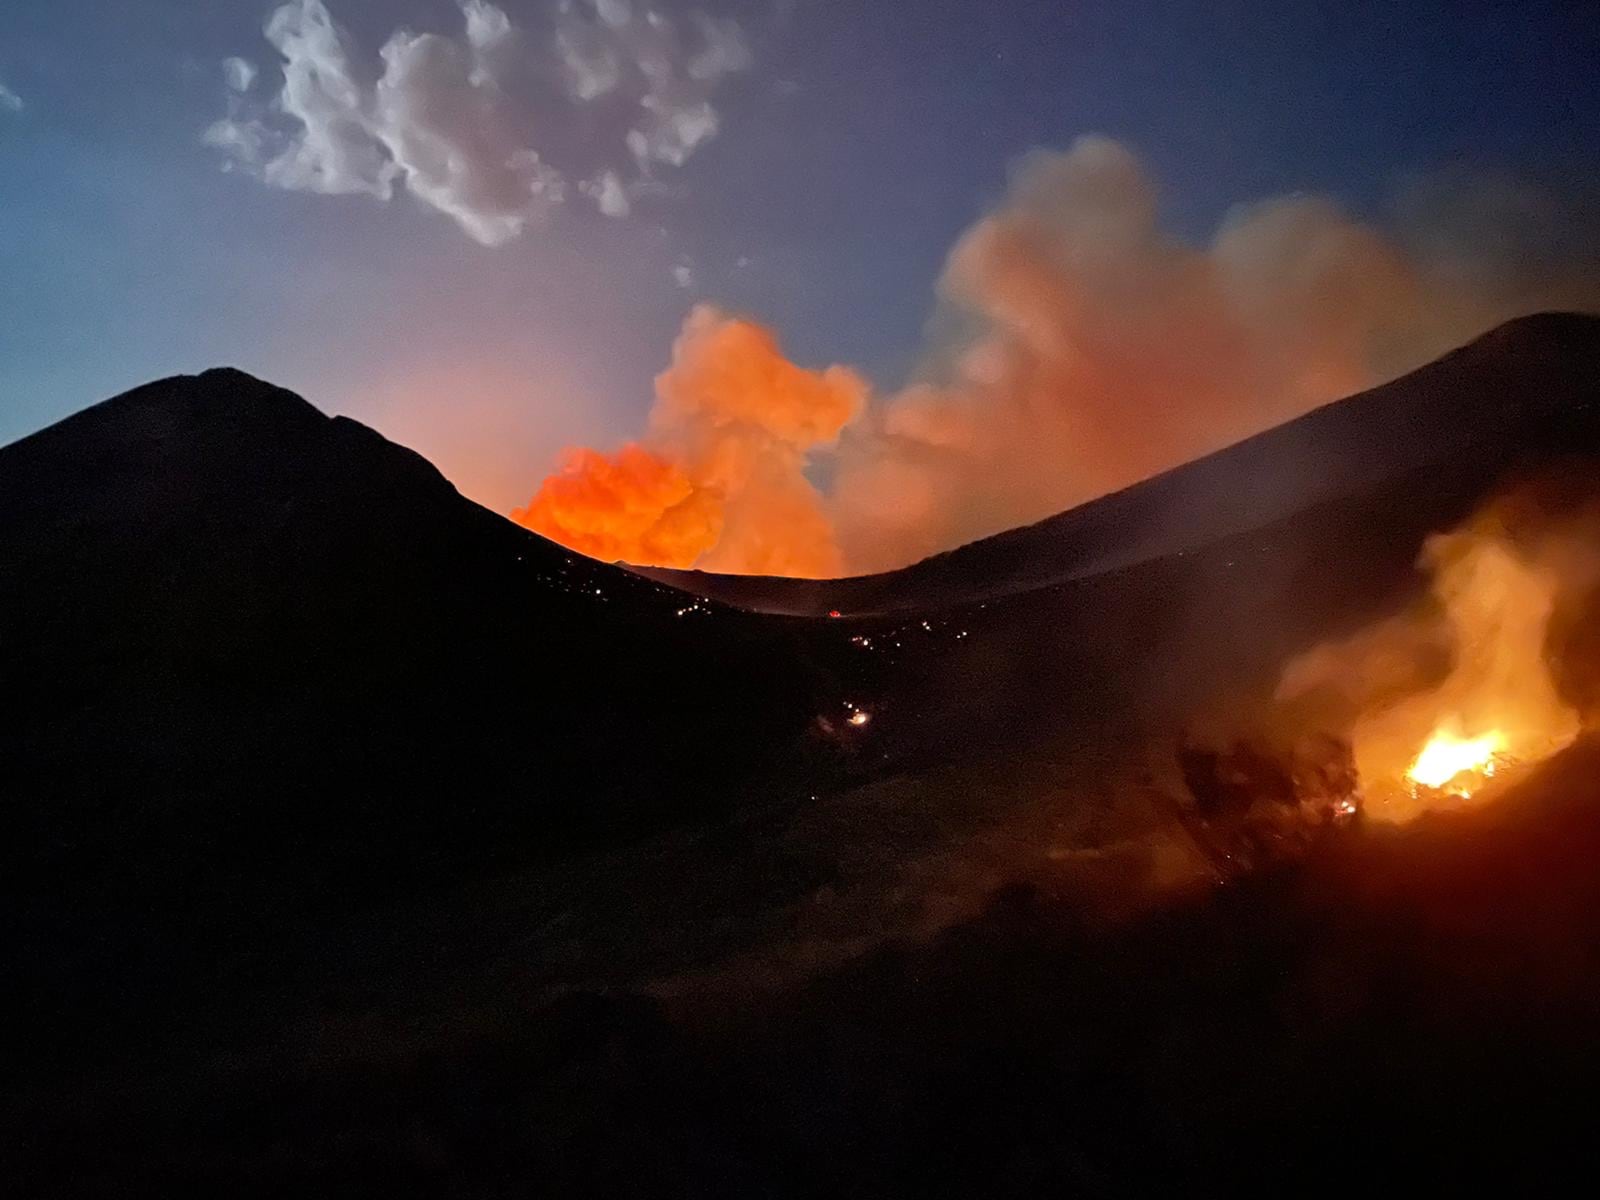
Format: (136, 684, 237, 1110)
(1278, 485, 1600, 820)
(513, 306, 866, 577)
(524, 135, 1600, 575)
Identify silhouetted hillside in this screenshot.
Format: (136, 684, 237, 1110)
(12, 330, 1600, 1196)
(639, 312, 1600, 614)
(1, 369, 829, 1044)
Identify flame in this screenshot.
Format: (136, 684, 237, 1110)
(1279, 507, 1588, 823)
(1406, 725, 1505, 792)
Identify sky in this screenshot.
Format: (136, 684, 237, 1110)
(2, 0, 1598, 530)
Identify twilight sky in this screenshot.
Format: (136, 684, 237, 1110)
(3, 0, 1598, 522)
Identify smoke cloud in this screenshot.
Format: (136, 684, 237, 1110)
(528, 135, 1600, 575)
(513, 306, 866, 577)
(205, 0, 753, 242)
(831, 138, 1600, 572)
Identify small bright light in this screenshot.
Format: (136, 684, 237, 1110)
(848, 710, 871, 727)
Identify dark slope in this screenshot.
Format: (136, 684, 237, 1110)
(638, 312, 1600, 615)
(11, 340, 1600, 1194)
(0, 370, 828, 1015)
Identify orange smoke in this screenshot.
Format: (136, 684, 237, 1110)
(511, 443, 722, 568)
(515, 138, 1598, 577)
(513, 306, 866, 576)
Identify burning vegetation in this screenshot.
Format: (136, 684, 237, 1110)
(1157, 475, 1600, 878)
(1272, 482, 1598, 824)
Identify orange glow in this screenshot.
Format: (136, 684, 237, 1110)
(515, 307, 865, 575)
(1280, 509, 1586, 823)
(511, 443, 723, 568)
(1406, 726, 1504, 793)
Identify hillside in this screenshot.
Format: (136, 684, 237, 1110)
(10, 328, 1600, 1194)
(0, 369, 838, 1056)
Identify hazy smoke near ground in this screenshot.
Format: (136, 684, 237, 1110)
(1277, 483, 1600, 820)
(522, 134, 1600, 576)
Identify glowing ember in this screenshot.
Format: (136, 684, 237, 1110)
(1406, 728, 1505, 792)
(847, 709, 871, 727)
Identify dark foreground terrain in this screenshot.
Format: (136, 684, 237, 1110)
(7, 314, 1600, 1194)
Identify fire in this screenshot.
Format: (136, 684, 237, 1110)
(1278, 503, 1590, 823)
(1406, 726, 1504, 793)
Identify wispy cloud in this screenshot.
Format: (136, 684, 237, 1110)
(222, 56, 257, 93)
(553, 0, 750, 171)
(205, 0, 754, 244)
(0, 79, 23, 113)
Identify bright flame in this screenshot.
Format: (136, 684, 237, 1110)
(1279, 509, 1588, 823)
(1406, 726, 1505, 791)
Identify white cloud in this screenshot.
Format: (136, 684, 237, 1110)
(0, 80, 22, 113)
(686, 12, 751, 81)
(207, 0, 754, 238)
(202, 116, 265, 167)
(462, 0, 513, 51)
(374, 21, 564, 244)
(242, 0, 397, 200)
(222, 56, 257, 93)
(552, 0, 751, 171)
(553, 8, 624, 100)
(582, 169, 632, 217)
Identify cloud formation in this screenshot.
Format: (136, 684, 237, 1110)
(222, 56, 257, 93)
(0, 79, 22, 113)
(553, 0, 745, 171)
(553, 0, 749, 171)
(206, 0, 752, 242)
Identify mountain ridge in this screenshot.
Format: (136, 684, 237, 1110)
(634, 311, 1600, 614)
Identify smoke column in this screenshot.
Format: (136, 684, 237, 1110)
(514, 307, 866, 577)
(516, 136, 1600, 576)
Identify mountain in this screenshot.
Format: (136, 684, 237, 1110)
(10, 314, 1600, 961)
(10, 319, 1600, 1194)
(0, 369, 837, 1038)
(637, 312, 1600, 614)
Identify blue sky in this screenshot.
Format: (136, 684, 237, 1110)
(3, 0, 1597, 513)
